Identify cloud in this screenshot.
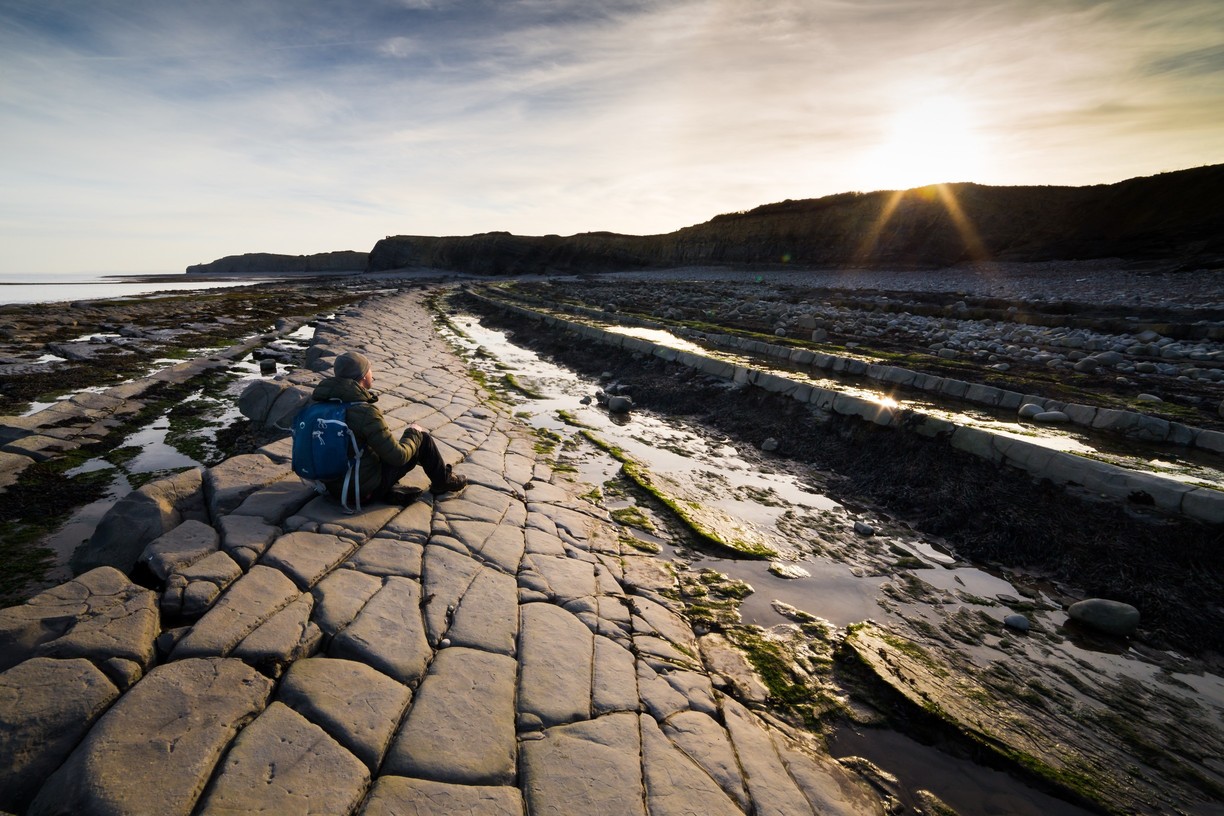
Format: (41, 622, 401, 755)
(1, 0, 1222, 274)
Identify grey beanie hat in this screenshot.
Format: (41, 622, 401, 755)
(335, 351, 371, 380)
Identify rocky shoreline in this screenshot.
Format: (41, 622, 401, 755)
(0, 264, 1221, 815)
(0, 290, 891, 816)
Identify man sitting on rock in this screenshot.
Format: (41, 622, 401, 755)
(311, 350, 466, 505)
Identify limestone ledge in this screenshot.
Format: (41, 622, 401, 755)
(471, 290, 1224, 525)
(0, 292, 884, 816)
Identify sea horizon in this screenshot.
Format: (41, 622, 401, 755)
(0, 270, 270, 306)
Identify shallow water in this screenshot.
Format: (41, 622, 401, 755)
(568, 318, 1224, 491)
(37, 320, 319, 579)
(446, 306, 1224, 814)
(0, 274, 262, 305)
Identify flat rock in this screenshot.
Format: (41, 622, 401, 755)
(518, 602, 594, 728)
(640, 713, 743, 816)
(377, 500, 433, 545)
(229, 478, 317, 526)
(277, 656, 412, 771)
(26, 657, 273, 816)
(140, 518, 220, 581)
(384, 646, 517, 785)
(592, 635, 639, 715)
(261, 530, 360, 590)
(360, 777, 523, 816)
(0, 566, 158, 673)
(204, 453, 292, 519)
(171, 565, 301, 659)
(344, 537, 424, 578)
(0, 657, 120, 813)
(329, 576, 430, 686)
(310, 569, 383, 639)
(446, 565, 519, 656)
(194, 701, 369, 815)
(218, 514, 278, 571)
(521, 712, 645, 816)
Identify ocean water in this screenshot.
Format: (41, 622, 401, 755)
(0, 271, 258, 306)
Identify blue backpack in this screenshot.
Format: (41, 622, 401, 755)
(291, 401, 365, 512)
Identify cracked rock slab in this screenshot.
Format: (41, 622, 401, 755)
(277, 657, 411, 772)
(231, 594, 321, 676)
(522, 712, 646, 816)
(171, 565, 300, 660)
(195, 702, 369, 816)
(359, 776, 523, 816)
(640, 713, 743, 816)
(140, 518, 219, 581)
(204, 453, 292, 519)
(518, 602, 593, 728)
(26, 657, 273, 816)
(384, 646, 517, 785)
(0, 657, 120, 812)
(0, 566, 158, 673)
(329, 576, 430, 686)
(310, 569, 382, 640)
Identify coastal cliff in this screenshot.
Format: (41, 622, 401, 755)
(186, 251, 369, 276)
(367, 164, 1224, 274)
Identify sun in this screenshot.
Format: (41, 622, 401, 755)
(859, 95, 986, 191)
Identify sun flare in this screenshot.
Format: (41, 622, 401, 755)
(859, 95, 986, 191)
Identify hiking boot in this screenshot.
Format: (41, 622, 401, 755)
(430, 465, 468, 495)
(385, 486, 424, 505)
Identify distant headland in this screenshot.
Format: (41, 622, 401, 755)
(187, 163, 1224, 277)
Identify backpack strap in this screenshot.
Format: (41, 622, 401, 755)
(333, 399, 365, 514)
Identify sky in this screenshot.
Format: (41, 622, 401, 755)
(2, 0, 1222, 276)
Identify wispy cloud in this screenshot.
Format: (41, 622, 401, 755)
(1, 0, 1221, 273)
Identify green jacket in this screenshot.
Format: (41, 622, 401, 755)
(310, 376, 424, 498)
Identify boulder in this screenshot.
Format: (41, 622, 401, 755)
(1017, 403, 1044, 419)
(607, 395, 634, 414)
(1068, 598, 1140, 637)
(265, 385, 313, 431)
(75, 467, 207, 575)
(237, 379, 288, 425)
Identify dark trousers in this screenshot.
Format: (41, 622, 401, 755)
(372, 432, 448, 501)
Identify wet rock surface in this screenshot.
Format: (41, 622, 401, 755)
(0, 291, 881, 815)
(1, 267, 1221, 815)
(462, 284, 1224, 660)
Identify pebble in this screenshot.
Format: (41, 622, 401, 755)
(1003, 614, 1031, 632)
(853, 521, 875, 537)
(767, 562, 810, 579)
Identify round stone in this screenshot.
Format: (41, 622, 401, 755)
(1003, 614, 1030, 633)
(1068, 598, 1140, 636)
